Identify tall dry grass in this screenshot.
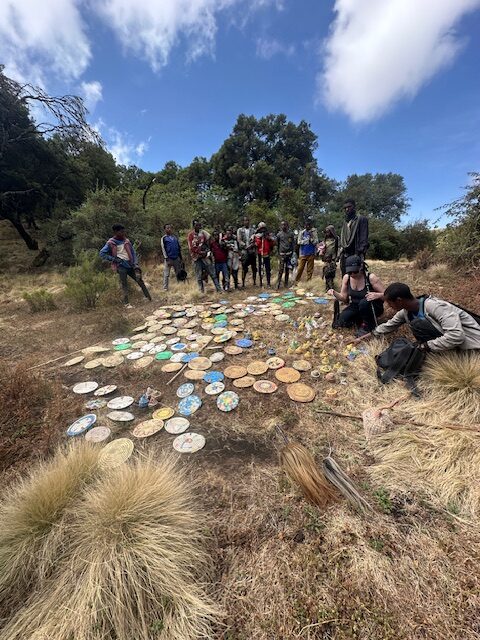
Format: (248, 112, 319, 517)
(2, 454, 217, 640)
(0, 443, 101, 615)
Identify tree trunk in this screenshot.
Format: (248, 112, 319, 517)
(6, 215, 39, 250)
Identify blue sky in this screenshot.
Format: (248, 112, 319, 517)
(2, 0, 480, 224)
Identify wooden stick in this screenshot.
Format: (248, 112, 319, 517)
(25, 340, 106, 372)
(166, 337, 213, 386)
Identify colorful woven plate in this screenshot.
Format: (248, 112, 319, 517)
(165, 417, 190, 434)
(85, 426, 111, 442)
(170, 353, 185, 362)
(203, 370, 224, 383)
(224, 365, 248, 379)
(126, 351, 144, 360)
(153, 407, 175, 420)
(217, 391, 239, 412)
(233, 376, 256, 388)
(155, 351, 173, 361)
(266, 357, 285, 370)
(247, 361, 269, 376)
(112, 337, 130, 345)
(107, 396, 134, 410)
(178, 395, 202, 416)
(94, 384, 117, 397)
(85, 399, 107, 410)
(132, 419, 164, 438)
(287, 382, 316, 403)
(173, 432, 205, 453)
(66, 413, 96, 436)
(210, 351, 225, 363)
(114, 343, 131, 351)
(98, 438, 134, 469)
(73, 381, 98, 394)
(182, 352, 200, 363)
(253, 379, 278, 394)
(176, 382, 195, 398)
(236, 338, 253, 348)
(205, 381, 225, 395)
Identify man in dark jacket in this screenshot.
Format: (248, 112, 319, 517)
(161, 223, 183, 291)
(99, 223, 152, 307)
(339, 199, 369, 276)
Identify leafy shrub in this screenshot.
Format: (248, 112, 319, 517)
(64, 253, 112, 310)
(440, 173, 480, 273)
(414, 248, 435, 270)
(22, 289, 57, 313)
(400, 220, 436, 259)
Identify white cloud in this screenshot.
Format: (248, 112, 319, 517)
(320, 0, 480, 123)
(94, 120, 149, 165)
(80, 80, 103, 112)
(92, 0, 281, 70)
(256, 37, 295, 59)
(0, 0, 91, 84)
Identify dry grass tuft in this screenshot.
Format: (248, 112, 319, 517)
(280, 442, 335, 508)
(411, 352, 480, 425)
(0, 443, 101, 614)
(2, 454, 217, 640)
(368, 425, 480, 517)
(0, 366, 53, 436)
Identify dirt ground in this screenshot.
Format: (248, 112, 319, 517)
(1, 221, 480, 639)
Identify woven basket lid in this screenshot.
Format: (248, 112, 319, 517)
(94, 384, 117, 397)
(233, 375, 256, 388)
(84, 358, 103, 369)
(85, 426, 111, 442)
(266, 356, 285, 370)
(247, 361, 269, 376)
(253, 379, 278, 394)
(161, 362, 183, 373)
(133, 355, 154, 369)
(275, 367, 301, 383)
(287, 382, 316, 403)
(184, 369, 206, 380)
(73, 381, 98, 394)
(224, 345, 243, 355)
(292, 359, 312, 372)
(103, 354, 124, 367)
(65, 355, 85, 366)
(98, 438, 134, 468)
(224, 365, 248, 379)
(188, 356, 212, 370)
(132, 419, 164, 438)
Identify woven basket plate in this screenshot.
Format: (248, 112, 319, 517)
(65, 356, 85, 367)
(106, 410, 135, 422)
(94, 384, 117, 396)
(266, 357, 285, 370)
(188, 357, 211, 370)
(224, 345, 243, 355)
(247, 361, 268, 376)
(132, 419, 164, 438)
(152, 407, 175, 420)
(98, 438, 134, 469)
(287, 383, 316, 403)
(224, 365, 248, 379)
(253, 379, 278, 394)
(165, 417, 190, 434)
(161, 362, 183, 373)
(134, 355, 154, 369)
(107, 396, 134, 410)
(184, 369, 206, 381)
(173, 433, 205, 453)
(84, 359, 103, 369)
(292, 360, 312, 372)
(103, 355, 124, 368)
(73, 381, 98, 394)
(233, 376, 256, 388)
(85, 426, 111, 442)
(275, 367, 301, 383)
(205, 381, 225, 395)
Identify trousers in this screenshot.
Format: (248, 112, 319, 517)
(163, 257, 183, 290)
(336, 298, 384, 332)
(194, 258, 221, 293)
(295, 254, 315, 282)
(118, 266, 151, 304)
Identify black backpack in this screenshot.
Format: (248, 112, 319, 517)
(376, 338, 425, 394)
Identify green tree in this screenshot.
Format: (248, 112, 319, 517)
(331, 173, 410, 224)
(400, 219, 436, 259)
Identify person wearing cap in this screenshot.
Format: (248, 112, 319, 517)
(254, 222, 276, 287)
(99, 223, 152, 307)
(328, 255, 384, 335)
(320, 225, 339, 292)
(339, 199, 369, 276)
(161, 223, 184, 291)
(295, 217, 319, 283)
(187, 220, 222, 294)
(354, 282, 480, 352)
(276, 220, 295, 289)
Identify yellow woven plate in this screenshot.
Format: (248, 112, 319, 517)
(184, 369, 206, 380)
(292, 360, 312, 372)
(224, 365, 248, 379)
(275, 367, 301, 383)
(247, 360, 269, 376)
(233, 376, 256, 388)
(188, 357, 212, 371)
(161, 362, 183, 373)
(152, 407, 175, 420)
(286, 383, 316, 403)
(224, 345, 243, 355)
(98, 438, 134, 469)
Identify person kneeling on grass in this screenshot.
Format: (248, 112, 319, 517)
(328, 255, 385, 336)
(354, 282, 480, 352)
(99, 223, 152, 308)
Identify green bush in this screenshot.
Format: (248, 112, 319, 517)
(22, 289, 57, 313)
(64, 253, 112, 310)
(414, 248, 435, 270)
(400, 220, 436, 259)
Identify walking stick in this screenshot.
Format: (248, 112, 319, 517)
(363, 261, 379, 328)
